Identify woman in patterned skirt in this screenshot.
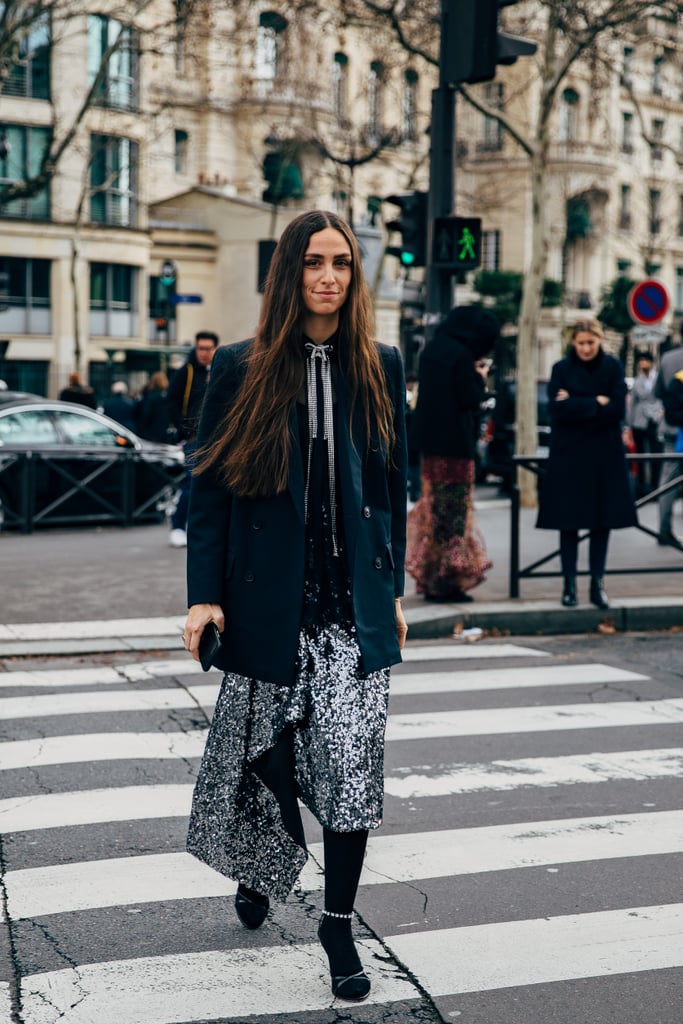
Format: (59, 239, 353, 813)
(407, 305, 498, 601)
(181, 211, 407, 1002)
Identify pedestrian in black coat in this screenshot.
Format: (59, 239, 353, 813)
(135, 371, 173, 443)
(182, 210, 407, 1003)
(536, 318, 637, 608)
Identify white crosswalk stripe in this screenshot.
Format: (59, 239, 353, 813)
(1, 630, 682, 1022)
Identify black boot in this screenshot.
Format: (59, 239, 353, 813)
(589, 576, 609, 610)
(561, 576, 577, 607)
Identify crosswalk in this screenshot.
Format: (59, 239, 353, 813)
(1, 630, 682, 1023)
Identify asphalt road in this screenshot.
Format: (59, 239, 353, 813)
(1, 629, 682, 1024)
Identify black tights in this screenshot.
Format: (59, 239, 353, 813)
(252, 728, 369, 911)
(560, 528, 610, 578)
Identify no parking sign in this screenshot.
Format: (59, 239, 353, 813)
(627, 279, 670, 325)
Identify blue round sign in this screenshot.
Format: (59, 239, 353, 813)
(627, 279, 669, 325)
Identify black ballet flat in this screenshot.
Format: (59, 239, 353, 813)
(235, 884, 269, 929)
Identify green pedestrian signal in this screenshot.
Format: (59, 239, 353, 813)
(432, 216, 482, 271)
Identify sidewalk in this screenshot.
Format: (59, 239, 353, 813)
(1, 484, 682, 659)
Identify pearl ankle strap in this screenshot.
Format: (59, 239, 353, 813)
(321, 909, 353, 919)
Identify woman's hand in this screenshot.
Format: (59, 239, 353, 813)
(395, 598, 408, 650)
(555, 388, 570, 402)
(183, 603, 225, 661)
(596, 394, 609, 406)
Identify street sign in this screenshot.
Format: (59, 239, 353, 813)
(432, 216, 482, 271)
(169, 294, 203, 304)
(631, 325, 668, 345)
(627, 279, 669, 325)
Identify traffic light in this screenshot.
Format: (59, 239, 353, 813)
(442, 1, 537, 87)
(432, 217, 482, 272)
(384, 191, 428, 268)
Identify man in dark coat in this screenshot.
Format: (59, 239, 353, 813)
(537, 318, 637, 608)
(102, 381, 137, 432)
(59, 372, 96, 409)
(655, 336, 683, 549)
(167, 331, 218, 547)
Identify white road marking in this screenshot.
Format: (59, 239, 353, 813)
(390, 662, 648, 695)
(386, 698, 683, 741)
(0, 685, 220, 721)
(0, 785, 192, 834)
(6, 810, 683, 919)
(384, 747, 683, 797)
(386, 904, 683, 996)
(401, 643, 548, 661)
(19, 940, 416, 1024)
(0, 617, 186, 641)
(0, 731, 208, 771)
(16, 906, 683, 1022)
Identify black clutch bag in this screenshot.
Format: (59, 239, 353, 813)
(198, 622, 222, 672)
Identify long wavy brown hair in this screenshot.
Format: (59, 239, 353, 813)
(195, 210, 395, 497)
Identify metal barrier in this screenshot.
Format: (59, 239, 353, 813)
(509, 452, 683, 598)
(0, 449, 185, 534)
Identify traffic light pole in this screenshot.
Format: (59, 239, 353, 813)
(426, 84, 456, 322)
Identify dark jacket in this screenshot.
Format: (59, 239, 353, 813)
(135, 390, 172, 444)
(662, 369, 683, 430)
(537, 348, 637, 531)
(102, 394, 137, 432)
(411, 329, 486, 459)
(59, 385, 96, 410)
(186, 339, 407, 686)
(168, 350, 211, 441)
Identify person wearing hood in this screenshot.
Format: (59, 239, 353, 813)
(536, 318, 637, 609)
(406, 304, 498, 602)
(167, 330, 218, 547)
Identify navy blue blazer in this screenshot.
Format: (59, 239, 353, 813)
(186, 339, 407, 685)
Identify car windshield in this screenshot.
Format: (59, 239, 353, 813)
(0, 409, 60, 444)
(54, 410, 126, 446)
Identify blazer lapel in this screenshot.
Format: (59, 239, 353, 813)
(287, 401, 305, 522)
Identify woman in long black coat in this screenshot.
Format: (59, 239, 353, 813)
(181, 210, 407, 1003)
(537, 318, 637, 608)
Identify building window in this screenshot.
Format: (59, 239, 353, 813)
(175, 0, 189, 75)
(254, 11, 287, 81)
(621, 112, 634, 154)
(0, 125, 51, 220)
(645, 261, 661, 277)
(558, 87, 579, 142)
(649, 189, 661, 235)
(0, 15, 50, 100)
(618, 184, 631, 231)
(89, 262, 138, 338)
(653, 55, 664, 96)
(333, 52, 349, 125)
(676, 268, 683, 314)
(88, 15, 138, 111)
(678, 195, 683, 236)
(402, 69, 419, 142)
(90, 135, 138, 227)
(367, 61, 384, 141)
(617, 259, 631, 275)
(622, 46, 633, 86)
(174, 130, 188, 175)
(0, 256, 51, 334)
(651, 118, 664, 163)
(480, 82, 504, 151)
(481, 229, 501, 271)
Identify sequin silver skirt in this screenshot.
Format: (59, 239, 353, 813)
(187, 622, 390, 900)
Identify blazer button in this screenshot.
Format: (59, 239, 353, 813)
(362, 505, 372, 518)
(373, 556, 383, 569)
(244, 571, 255, 582)
(252, 520, 264, 530)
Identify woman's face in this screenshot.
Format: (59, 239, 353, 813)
(572, 331, 601, 361)
(301, 228, 352, 322)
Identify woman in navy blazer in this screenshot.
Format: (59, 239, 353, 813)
(182, 210, 407, 1002)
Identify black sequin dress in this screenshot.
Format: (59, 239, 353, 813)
(187, 344, 390, 901)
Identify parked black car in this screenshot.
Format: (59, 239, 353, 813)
(0, 392, 184, 531)
(479, 378, 551, 492)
